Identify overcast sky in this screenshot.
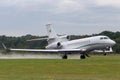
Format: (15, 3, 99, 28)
(0, 0, 120, 36)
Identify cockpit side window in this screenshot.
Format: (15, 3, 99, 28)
(104, 37, 108, 39)
(100, 37, 109, 40)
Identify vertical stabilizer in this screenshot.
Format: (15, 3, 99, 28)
(46, 24, 58, 44)
(46, 24, 58, 39)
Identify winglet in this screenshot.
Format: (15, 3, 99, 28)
(2, 43, 7, 50)
(2, 43, 11, 53)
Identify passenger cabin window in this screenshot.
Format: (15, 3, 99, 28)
(100, 37, 104, 40)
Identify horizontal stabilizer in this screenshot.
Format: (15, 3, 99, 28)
(27, 38, 48, 42)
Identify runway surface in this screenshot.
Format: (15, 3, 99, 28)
(0, 52, 80, 59)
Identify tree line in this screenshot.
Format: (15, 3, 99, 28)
(0, 31, 120, 53)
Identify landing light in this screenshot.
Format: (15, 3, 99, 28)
(82, 49, 87, 51)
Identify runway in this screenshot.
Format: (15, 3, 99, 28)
(0, 52, 80, 59)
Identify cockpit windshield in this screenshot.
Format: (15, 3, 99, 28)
(100, 37, 109, 40)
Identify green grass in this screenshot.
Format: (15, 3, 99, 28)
(0, 55, 120, 80)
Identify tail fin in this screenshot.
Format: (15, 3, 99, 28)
(46, 24, 58, 44)
(46, 24, 58, 39)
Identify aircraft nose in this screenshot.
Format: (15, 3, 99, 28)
(111, 40, 116, 46)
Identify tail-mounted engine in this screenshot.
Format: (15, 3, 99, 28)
(57, 42, 62, 49)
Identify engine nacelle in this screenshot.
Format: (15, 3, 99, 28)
(46, 42, 63, 49)
(57, 42, 62, 49)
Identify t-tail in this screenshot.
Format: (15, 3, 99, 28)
(46, 24, 58, 44)
(27, 24, 69, 44)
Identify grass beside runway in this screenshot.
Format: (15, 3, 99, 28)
(0, 55, 119, 80)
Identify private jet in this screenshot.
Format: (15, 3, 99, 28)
(2, 24, 116, 59)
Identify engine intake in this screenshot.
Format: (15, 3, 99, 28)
(57, 42, 62, 49)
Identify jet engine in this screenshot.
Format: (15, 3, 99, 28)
(46, 42, 63, 49)
(57, 42, 62, 49)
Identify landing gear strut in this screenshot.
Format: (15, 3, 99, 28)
(103, 50, 107, 56)
(62, 54, 68, 59)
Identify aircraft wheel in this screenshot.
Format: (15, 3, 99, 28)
(104, 53, 107, 56)
(80, 54, 86, 59)
(62, 54, 68, 59)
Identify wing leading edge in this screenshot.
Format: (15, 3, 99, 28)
(9, 48, 83, 53)
(2, 43, 85, 53)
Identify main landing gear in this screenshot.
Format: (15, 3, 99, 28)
(62, 53, 89, 59)
(80, 53, 90, 59)
(80, 54, 86, 59)
(62, 54, 68, 59)
(104, 53, 107, 56)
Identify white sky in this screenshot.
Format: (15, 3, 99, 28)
(0, 0, 120, 36)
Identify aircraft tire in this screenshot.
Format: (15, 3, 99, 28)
(104, 53, 107, 56)
(80, 54, 86, 59)
(62, 54, 68, 59)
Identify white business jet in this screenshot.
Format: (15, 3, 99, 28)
(2, 24, 116, 59)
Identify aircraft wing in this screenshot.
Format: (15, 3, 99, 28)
(2, 43, 86, 53)
(9, 48, 84, 53)
(10, 49, 58, 53)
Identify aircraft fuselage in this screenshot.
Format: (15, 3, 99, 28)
(46, 36, 116, 53)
